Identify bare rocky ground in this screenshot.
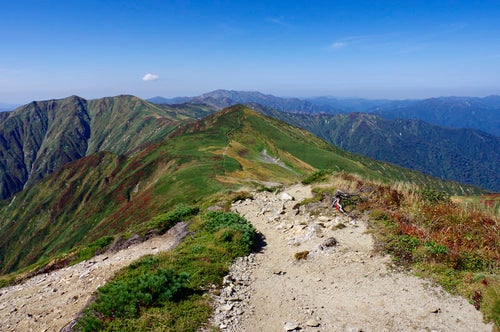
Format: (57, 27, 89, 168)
(0, 184, 494, 332)
(0, 222, 187, 332)
(210, 184, 494, 332)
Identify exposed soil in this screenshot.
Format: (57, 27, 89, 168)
(0, 222, 187, 332)
(210, 184, 493, 332)
(0, 184, 494, 332)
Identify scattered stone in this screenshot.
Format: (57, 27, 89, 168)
(220, 304, 234, 312)
(306, 319, 320, 327)
(284, 321, 299, 331)
(223, 275, 234, 285)
(322, 237, 338, 247)
(280, 192, 294, 201)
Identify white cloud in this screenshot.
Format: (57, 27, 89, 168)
(142, 73, 159, 81)
(330, 42, 345, 49)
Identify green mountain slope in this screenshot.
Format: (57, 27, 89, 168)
(251, 105, 499, 192)
(0, 95, 215, 200)
(0, 105, 485, 275)
(374, 96, 500, 136)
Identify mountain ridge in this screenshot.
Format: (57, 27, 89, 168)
(148, 90, 499, 190)
(0, 95, 216, 200)
(250, 105, 500, 191)
(0, 104, 485, 275)
(148, 90, 500, 135)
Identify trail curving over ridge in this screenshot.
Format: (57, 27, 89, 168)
(209, 184, 492, 331)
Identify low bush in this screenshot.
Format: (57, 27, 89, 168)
(79, 268, 189, 331)
(77, 209, 257, 331)
(203, 211, 256, 254)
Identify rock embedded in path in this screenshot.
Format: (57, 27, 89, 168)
(283, 321, 299, 331)
(305, 319, 320, 327)
(322, 237, 338, 247)
(280, 192, 294, 201)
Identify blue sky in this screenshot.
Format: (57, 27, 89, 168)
(1, 0, 500, 103)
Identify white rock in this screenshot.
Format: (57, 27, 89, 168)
(284, 321, 299, 330)
(280, 192, 294, 201)
(306, 319, 320, 327)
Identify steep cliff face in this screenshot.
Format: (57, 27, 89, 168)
(0, 96, 90, 199)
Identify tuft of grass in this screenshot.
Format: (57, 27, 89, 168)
(302, 169, 334, 184)
(307, 172, 499, 328)
(75, 236, 114, 262)
(295, 250, 310, 260)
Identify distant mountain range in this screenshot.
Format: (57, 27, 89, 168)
(0, 104, 482, 274)
(0, 95, 216, 200)
(149, 90, 499, 191)
(149, 90, 500, 136)
(149, 90, 333, 113)
(251, 105, 499, 191)
(1, 91, 498, 201)
(0, 102, 19, 114)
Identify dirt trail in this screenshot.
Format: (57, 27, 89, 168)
(211, 184, 493, 331)
(0, 184, 494, 332)
(0, 222, 187, 332)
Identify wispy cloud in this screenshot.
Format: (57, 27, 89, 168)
(142, 73, 159, 81)
(329, 33, 431, 55)
(265, 16, 292, 28)
(330, 42, 346, 49)
(397, 43, 429, 55)
(329, 34, 380, 50)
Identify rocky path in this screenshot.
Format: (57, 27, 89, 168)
(0, 184, 494, 332)
(0, 222, 187, 332)
(211, 184, 493, 331)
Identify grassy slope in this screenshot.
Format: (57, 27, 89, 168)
(253, 105, 499, 192)
(0, 95, 216, 200)
(0, 105, 486, 275)
(302, 171, 499, 327)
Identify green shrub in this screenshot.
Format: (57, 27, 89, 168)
(424, 241, 448, 256)
(78, 268, 189, 331)
(420, 189, 449, 205)
(455, 252, 486, 271)
(202, 211, 256, 253)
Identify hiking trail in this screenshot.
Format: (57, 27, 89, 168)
(0, 184, 493, 332)
(210, 184, 492, 331)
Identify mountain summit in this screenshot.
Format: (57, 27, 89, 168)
(0, 95, 215, 200)
(0, 104, 481, 275)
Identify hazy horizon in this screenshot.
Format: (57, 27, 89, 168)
(2, 88, 500, 106)
(1, 1, 500, 104)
